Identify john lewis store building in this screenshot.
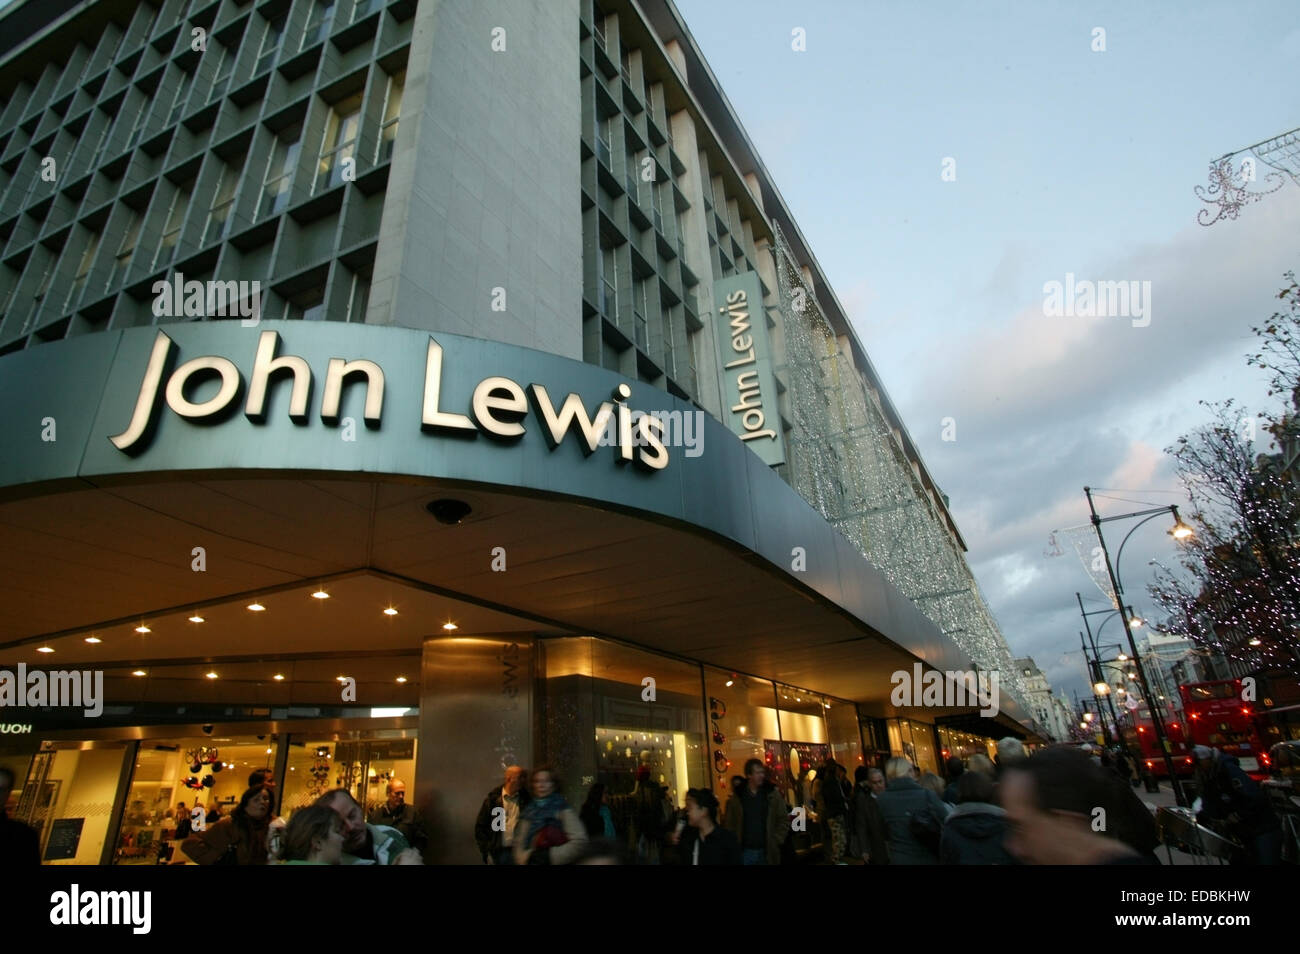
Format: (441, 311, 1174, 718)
(0, 0, 1043, 864)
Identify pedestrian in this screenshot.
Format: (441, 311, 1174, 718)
(875, 757, 948, 865)
(280, 804, 346, 865)
(968, 754, 995, 777)
(723, 758, 790, 865)
(0, 767, 39, 865)
(474, 765, 529, 865)
(940, 769, 1015, 864)
(316, 788, 422, 864)
(919, 771, 952, 817)
(1000, 745, 1150, 864)
(1113, 748, 1135, 787)
(942, 756, 965, 804)
(182, 785, 274, 865)
(671, 788, 741, 864)
(995, 738, 1026, 776)
(367, 778, 428, 854)
(513, 764, 588, 865)
(819, 757, 850, 864)
(579, 782, 616, 839)
(1194, 745, 1282, 865)
(173, 801, 192, 840)
(205, 802, 222, 825)
(630, 765, 669, 863)
(849, 765, 889, 865)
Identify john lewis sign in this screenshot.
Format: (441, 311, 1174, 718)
(109, 329, 669, 469)
(711, 272, 785, 467)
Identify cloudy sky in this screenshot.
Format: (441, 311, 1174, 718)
(675, 0, 1300, 700)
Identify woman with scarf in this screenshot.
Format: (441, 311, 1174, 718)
(513, 765, 588, 865)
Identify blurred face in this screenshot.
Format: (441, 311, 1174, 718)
(328, 794, 368, 851)
(868, 770, 885, 795)
(386, 780, 406, 809)
(314, 817, 346, 864)
(246, 789, 271, 821)
(532, 771, 554, 798)
(1001, 770, 1075, 865)
(504, 766, 526, 795)
(686, 796, 707, 828)
(746, 765, 766, 789)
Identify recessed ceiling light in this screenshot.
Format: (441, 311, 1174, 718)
(36, 646, 54, 653)
(84, 636, 102, 644)
(396, 676, 408, 684)
(336, 675, 348, 682)
(725, 679, 734, 687)
(132, 669, 147, 677)
(442, 621, 457, 631)
(135, 624, 151, 633)
(383, 607, 398, 616)
(189, 615, 204, 623)
(247, 603, 265, 612)
(312, 590, 329, 600)
(205, 671, 219, 679)
(273, 674, 285, 681)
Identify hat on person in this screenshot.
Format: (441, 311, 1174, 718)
(1193, 745, 1215, 760)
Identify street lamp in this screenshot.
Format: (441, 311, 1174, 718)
(1084, 487, 1192, 806)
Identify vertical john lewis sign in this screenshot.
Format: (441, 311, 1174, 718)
(711, 272, 786, 466)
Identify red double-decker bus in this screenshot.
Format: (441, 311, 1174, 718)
(1117, 705, 1194, 778)
(1180, 679, 1270, 777)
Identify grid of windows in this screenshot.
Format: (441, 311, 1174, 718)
(0, 0, 413, 349)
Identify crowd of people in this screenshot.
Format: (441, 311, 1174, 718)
(0, 736, 1287, 865)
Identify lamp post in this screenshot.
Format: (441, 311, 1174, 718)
(1084, 487, 1193, 806)
(1077, 594, 1138, 768)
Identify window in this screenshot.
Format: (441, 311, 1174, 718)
(167, 69, 195, 126)
(209, 44, 234, 101)
(598, 245, 616, 316)
(351, 0, 383, 22)
(375, 70, 404, 163)
(345, 272, 370, 322)
(109, 209, 142, 288)
(124, 96, 151, 151)
(633, 279, 648, 350)
(254, 16, 286, 75)
(152, 178, 195, 268)
(63, 229, 102, 311)
(204, 156, 245, 245)
(261, 125, 302, 217)
(314, 94, 362, 193)
(300, 1, 335, 50)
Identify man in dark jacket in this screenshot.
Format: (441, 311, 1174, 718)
(367, 778, 428, 854)
(849, 765, 889, 864)
(875, 758, 948, 864)
(940, 769, 1015, 864)
(1195, 746, 1281, 864)
(674, 788, 741, 864)
(474, 765, 530, 864)
(723, 758, 789, 864)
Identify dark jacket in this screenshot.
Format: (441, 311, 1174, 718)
(1197, 755, 1277, 837)
(474, 786, 530, 861)
(679, 824, 742, 865)
(943, 779, 961, 805)
(939, 801, 1015, 865)
(723, 784, 789, 865)
(848, 782, 889, 864)
(181, 815, 270, 865)
(820, 765, 849, 818)
(875, 776, 947, 865)
(0, 811, 40, 865)
(367, 801, 428, 853)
